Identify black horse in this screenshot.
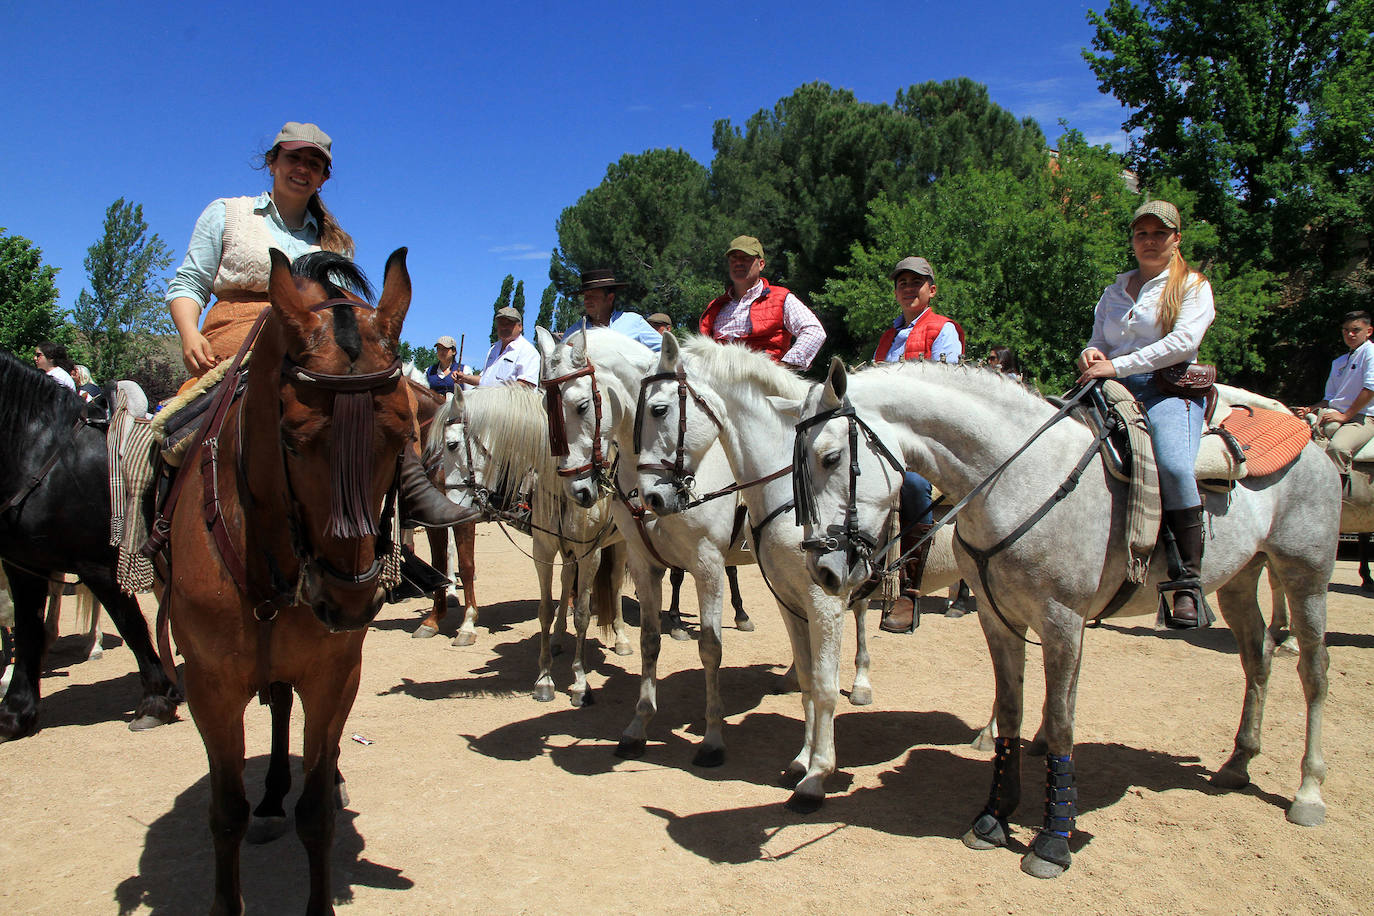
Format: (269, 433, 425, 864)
(0, 349, 181, 741)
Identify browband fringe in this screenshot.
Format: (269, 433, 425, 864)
(328, 391, 378, 539)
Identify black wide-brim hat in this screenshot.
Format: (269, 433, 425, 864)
(576, 269, 629, 295)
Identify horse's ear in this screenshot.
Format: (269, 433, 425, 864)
(820, 356, 848, 409)
(568, 329, 588, 368)
(375, 248, 412, 347)
(267, 248, 321, 341)
(766, 395, 802, 419)
(657, 331, 680, 372)
(534, 326, 557, 365)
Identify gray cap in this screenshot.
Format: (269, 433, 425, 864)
(889, 256, 935, 281)
(273, 122, 332, 162)
(435, 335, 456, 349)
(495, 306, 522, 322)
(646, 312, 672, 328)
(1131, 199, 1181, 231)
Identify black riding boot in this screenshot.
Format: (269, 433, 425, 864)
(881, 523, 932, 633)
(399, 447, 481, 529)
(1161, 507, 1204, 628)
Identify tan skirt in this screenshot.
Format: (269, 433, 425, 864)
(176, 297, 269, 395)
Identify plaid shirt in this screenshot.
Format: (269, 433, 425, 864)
(709, 280, 826, 369)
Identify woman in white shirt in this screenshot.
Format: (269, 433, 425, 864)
(1076, 200, 1215, 627)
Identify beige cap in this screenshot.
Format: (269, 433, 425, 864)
(495, 306, 522, 321)
(273, 122, 332, 162)
(646, 312, 672, 327)
(435, 335, 456, 349)
(1131, 199, 1181, 231)
(726, 235, 764, 259)
(889, 256, 935, 281)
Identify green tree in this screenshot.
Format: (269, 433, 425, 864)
(1085, 0, 1373, 397)
(0, 229, 64, 357)
(490, 273, 515, 342)
(511, 280, 525, 320)
(552, 148, 723, 329)
(398, 339, 436, 370)
(535, 281, 558, 331)
(70, 198, 174, 382)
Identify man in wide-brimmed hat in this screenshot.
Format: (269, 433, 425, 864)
(563, 269, 662, 351)
(698, 235, 825, 369)
(455, 306, 540, 388)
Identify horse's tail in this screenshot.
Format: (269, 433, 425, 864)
(592, 541, 624, 634)
(74, 585, 99, 636)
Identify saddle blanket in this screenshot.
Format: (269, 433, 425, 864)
(1196, 404, 1311, 481)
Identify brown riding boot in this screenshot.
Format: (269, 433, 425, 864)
(399, 447, 482, 529)
(1162, 507, 1204, 628)
(881, 523, 933, 633)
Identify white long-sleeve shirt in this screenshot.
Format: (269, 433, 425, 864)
(1085, 270, 1215, 377)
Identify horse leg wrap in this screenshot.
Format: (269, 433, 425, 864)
(972, 736, 1021, 846)
(1032, 753, 1076, 868)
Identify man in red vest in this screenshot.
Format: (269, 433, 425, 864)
(698, 236, 826, 370)
(875, 256, 966, 632)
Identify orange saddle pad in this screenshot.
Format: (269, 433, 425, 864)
(1218, 406, 1311, 477)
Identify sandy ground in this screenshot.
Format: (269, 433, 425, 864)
(1, 524, 1372, 915)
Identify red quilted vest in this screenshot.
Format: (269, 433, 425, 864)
(873, 308, 965, 362)
(699, 281, 793, 363)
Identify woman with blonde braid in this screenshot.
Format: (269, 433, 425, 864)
(165, 122, 473, 529)
(1077, 200, 1215, 627)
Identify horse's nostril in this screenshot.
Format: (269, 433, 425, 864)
(646, 492, 662, 510)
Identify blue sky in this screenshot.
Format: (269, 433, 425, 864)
(1, 1, 1128, 371)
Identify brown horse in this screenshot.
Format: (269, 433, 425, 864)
(164, 248, 414, 915)
(408, 381, 478, 642)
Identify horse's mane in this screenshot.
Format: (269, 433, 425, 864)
(0, 348, 84, 436)
(679, 335, 811, 401)
(292, 251, 374, 302)
(430, 385, 557, 493)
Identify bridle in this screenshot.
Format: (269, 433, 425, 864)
(542, 362, 612, 489)
(633, 362, 792, 510)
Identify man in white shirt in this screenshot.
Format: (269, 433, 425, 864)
(456, 307, 540, 388)
(1296, 309, 1374, 480)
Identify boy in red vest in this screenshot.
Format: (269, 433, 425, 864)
(875, 256, 965, 632)
(698, 236, 826, 370)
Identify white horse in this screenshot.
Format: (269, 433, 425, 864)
(428, 384, 630, 705)
(631, 334, 967, 803)
(789, 358, 1335, 878)
(537, 327, 771, 767)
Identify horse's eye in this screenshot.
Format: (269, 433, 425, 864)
(446, 441, 459, 451)
(651, 404, 668, 418)
(577, 400, 589, 415)
(821, 450, 842, 469)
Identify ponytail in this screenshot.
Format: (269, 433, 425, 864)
(308, 193, 354, 257)
(1156, 248, 1203, 335)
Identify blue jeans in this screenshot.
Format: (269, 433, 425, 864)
(899, 471, 933, 528)
(1120, 373, 1204, 511)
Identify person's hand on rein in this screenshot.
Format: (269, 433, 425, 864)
(1075, 348, 1116, 385)
(182, 329, 219, 374)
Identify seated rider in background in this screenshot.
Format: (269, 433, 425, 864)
(1294, 310, 1374, 492)
(872, 256, 964, 633)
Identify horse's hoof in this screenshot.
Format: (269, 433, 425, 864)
(735, 617, 755, 633)
(669, 627, 691, 642)
(1287, 799, 1326, 827)
(1210, 767, 1250, 791)
(411, 624, 439, 639)
(450, 631, 476, 647)
(532, 684, 556, 703)
(570, 688, 594, 708)
(963, 812, 1009, 850)
(1020, 851, 1069, 879)
(969, 730, 997, 753)
(785, 792, 823, 814)
(614, 737, 646, 759)
(692, 745, 726, 768)
(246, 816, 289, 845)
(1275, 637, 1299, 658)
(614, 640, 634, 657)
(87, 646, 104, 660)
(335, 781, 350, 809)
(128, 714, 168, 732)
(848, 686, 873, 706)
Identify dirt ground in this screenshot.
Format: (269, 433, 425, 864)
(2, 525, 1371, 915)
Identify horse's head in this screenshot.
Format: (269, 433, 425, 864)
(794, 357, 906, 596)
(634, 333, 727, 516)
(260, 247, 413, 631)
(537, 326, 622, 509)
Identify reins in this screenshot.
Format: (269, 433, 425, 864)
(0, 413, 93, 516)
(794, 379, 1104, 644)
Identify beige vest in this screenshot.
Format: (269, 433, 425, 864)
(213, 196, 319, 298)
